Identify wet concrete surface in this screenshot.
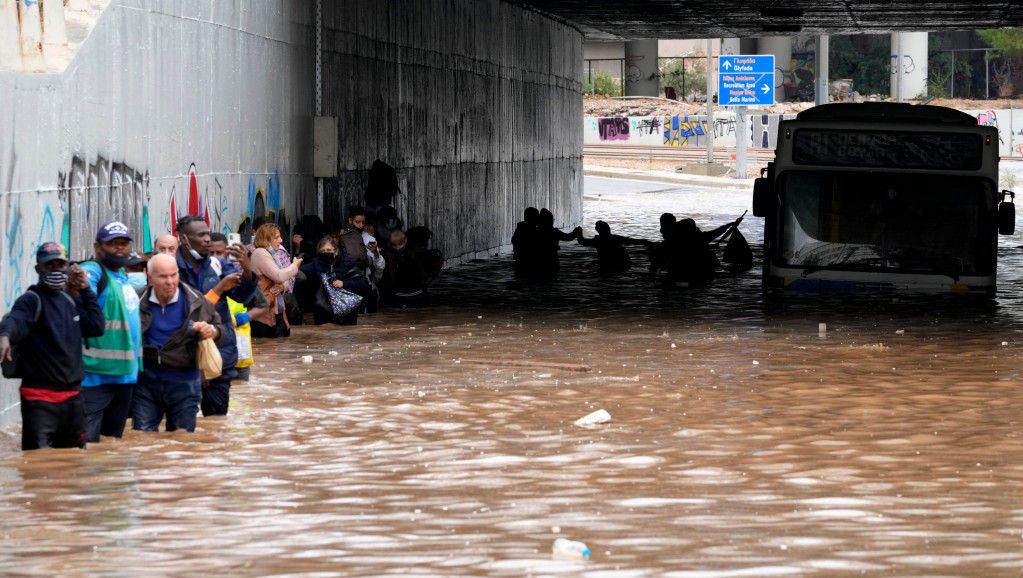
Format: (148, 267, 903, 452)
(2, 176, 1023, 576)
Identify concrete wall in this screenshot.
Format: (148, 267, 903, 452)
(585, 113, 797, 148)
(587, 108, 1023, 158)
(319, 0, 584, 264)
(0, 0, 316, 430)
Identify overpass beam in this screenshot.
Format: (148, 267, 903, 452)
(624, 39, 659, 97)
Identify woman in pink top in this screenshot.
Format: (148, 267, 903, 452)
(249, 223, 302, 338)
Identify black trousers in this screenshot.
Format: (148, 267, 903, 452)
(251, 313, 290, 338)
(21, 394, 86, 451)
(201, 366, 238, 417)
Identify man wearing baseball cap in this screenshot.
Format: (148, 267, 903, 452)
(0, 243, 105, 450)
(79, 220, 144, 443)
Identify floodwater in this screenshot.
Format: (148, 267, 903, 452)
(3, 175, 1023, 576)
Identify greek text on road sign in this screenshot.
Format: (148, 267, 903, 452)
(718, 55, 774, 106)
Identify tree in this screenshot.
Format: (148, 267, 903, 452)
(828, 35, 891, 96)
(927, 35, 976, 98)
(659, 52, 707, 100)
(978, 29, 1023, 97)
(584, 71, 622, 97)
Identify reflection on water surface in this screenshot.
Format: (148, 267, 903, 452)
(2, 178, 1023, 576)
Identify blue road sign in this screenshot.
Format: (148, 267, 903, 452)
(718, 55, 775, 106)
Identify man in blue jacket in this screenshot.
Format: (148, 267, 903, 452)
(174, 215, 258, 417)
(0, 243, 105, 450)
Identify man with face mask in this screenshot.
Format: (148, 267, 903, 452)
(79, 221, 144, 444)
(0, 243, 105, 450)
(175, 215, 259, 418)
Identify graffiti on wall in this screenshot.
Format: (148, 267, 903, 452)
(597, 118, 630, 141)
(664, 116, 709, 146)
(752, 114, 791, 149)
(588, 115, 788, 148)
(169, 164, 213, 236)
(236, 171, 291, 248)
(58, 155, 149, 261)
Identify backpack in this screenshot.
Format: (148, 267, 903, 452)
(339, 229, 369, 269)
(1, 289, 42, 379)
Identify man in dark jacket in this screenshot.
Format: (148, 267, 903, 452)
(0, 242, 105, 450)
(174, 215, 258, 417)
(134, 253, 225, 433)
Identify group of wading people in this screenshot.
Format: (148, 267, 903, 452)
(0, 160, 448, 451)
(512, 207, 752, 283)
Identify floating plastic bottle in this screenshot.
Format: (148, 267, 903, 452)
(552, 538, 590, 560)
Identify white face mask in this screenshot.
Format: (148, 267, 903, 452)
(180, 234, 202, 260)
(126, 272, 148, 290)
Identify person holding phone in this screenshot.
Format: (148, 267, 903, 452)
(249, 223, 303, 338)
(175, 216, 260, 418)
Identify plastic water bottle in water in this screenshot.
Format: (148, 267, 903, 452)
(552, 538, 590, 560)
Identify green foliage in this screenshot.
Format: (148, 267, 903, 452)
(978, 29, 1023, 97)
(978, 29, 1023, 59)
(659, 56, 707, 99)
(829, 36, 892, 96)
(927, 35, 976, 98)
(585, 71, 621, 97)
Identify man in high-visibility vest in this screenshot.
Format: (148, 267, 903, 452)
(79, 221, 143, 444)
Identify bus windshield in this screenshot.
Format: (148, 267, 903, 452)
(777, 171, 997, 277)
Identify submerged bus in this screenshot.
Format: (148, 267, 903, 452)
(752, 102, 1015, 291)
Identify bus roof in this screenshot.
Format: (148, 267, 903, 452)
(795, 103, 979, 126)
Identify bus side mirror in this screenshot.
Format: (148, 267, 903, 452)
(752, 177, 772, 217)
(1000, 190, 1015, 235)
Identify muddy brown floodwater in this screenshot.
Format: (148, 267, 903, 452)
(3, 177, 1023, 576)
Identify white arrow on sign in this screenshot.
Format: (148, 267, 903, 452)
(723, 60, 732, 70)
(761, 84, 770, 94)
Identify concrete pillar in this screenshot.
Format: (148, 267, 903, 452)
(816, 35, 829, 105)
(18, 0, 46, 72)
(0, 0, 23, 71)
(43, 0, 68, 45)
(624, 39, 659, 97)
(891, 32, 928, 101)
(758, 37, 791, 103)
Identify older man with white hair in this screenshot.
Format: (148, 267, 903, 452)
(152, 234, 178, 256)
(134, 253, 224, 433)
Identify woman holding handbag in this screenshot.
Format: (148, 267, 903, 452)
(249, 223, 302, 338)
(298, 237, 372, 325)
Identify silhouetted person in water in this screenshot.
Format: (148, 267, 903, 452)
(666, 216, 742, 284)
(577, 220, 653, 276)
(512, 207, 540, 276)
(531, 208, 581, 280)
(649, 212, 677, 273)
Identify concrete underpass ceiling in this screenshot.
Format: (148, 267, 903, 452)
(519, 1, 1023, 41)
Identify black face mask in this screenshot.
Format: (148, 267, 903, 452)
(317, 252, 336, 266)
(100, 252, 130, 270)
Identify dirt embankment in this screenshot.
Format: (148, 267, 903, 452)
(582, 94, 1023, 118)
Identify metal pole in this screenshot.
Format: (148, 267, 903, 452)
(706, 39, 714, 165)
(986, 51, 990, 99)
(315, 0, 324, 220)
(950, 51, 954, 99)
(682, 57, 686, 99)
(895, 33, 903, 103)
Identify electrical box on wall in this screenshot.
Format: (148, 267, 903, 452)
(313, 116, 338, 177)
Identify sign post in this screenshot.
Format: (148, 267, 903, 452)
(719, 55, 774, 178)
(718, 54, 775, 106)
